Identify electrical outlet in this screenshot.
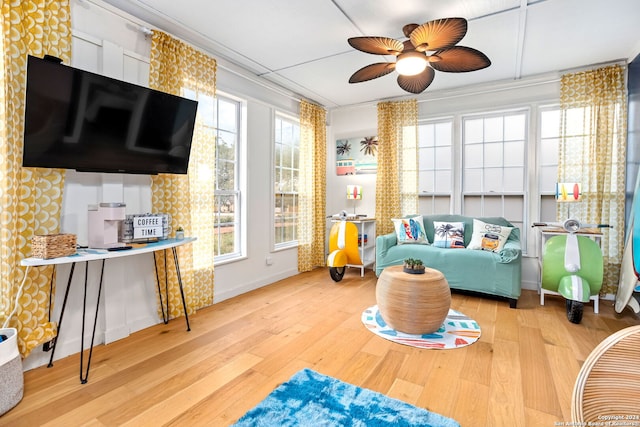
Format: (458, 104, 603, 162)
(265, 256, 273, 266)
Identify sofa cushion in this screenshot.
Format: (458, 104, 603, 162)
(391, 215, 429, 244)
(432, 221, 465, 248)
(467, 219, 514, 252)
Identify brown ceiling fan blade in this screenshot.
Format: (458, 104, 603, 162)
(409, 17, 467, 51)
(397, 67, 435, 94)
(402, 23, 419, 38)
(349, 62, 396, 83)
(348, 37, 404, 55)
(430, 46, 491, 72)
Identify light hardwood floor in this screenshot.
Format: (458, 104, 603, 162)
(2, 268, 639, 426)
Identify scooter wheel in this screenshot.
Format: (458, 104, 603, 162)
(566, 300, 584, 324)
(329, 267, 346, 282)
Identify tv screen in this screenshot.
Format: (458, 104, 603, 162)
(22, 55, 198, 174)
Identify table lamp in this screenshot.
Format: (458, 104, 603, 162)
(556, 182, 581, 219)
(347, 185, 362, 215)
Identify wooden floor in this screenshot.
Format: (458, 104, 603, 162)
(3, 268, 639, 427)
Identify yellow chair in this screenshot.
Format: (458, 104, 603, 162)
(572, 325, 640, 423)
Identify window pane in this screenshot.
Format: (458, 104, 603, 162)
(218, 99, 238, 132)
(483, 168, 502, 192)
(464, 169, 482, 192)
(484, 116, 503, 142)
(293, 146, 300, 169)
(541, 110, 560, 138)
(565, 108, 586, 135)
(504, 141, 524, 167)
(465, 144, 483, 168)
(483, 195, 504, 217)
(435, 170, 451, 193)
(434, 147, 451, 169)
(435, 122, 451, 145)
(217, 130, 236, 161)
(504, 114, 525, 140)
(540, 138, 558, 165)
(539, 165, 558, 192)
(198, 95, 215, 127)
(463, 196, 482, 216)
(419, 171, 433, 193)
(540, 195, 557, 222)
(214, 194, 237, 256)
(419, 147, 434, 170)
(282, 143, 293, 168)
(464, 119, 483, 143)
(484, 142, 503, 168)
(421, 124, 435, 146)
(504, 195, 524, 218)
(503, 167, 524, 192)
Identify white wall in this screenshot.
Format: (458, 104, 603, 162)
(24, 0, 301, 370)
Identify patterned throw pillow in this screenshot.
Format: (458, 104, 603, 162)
(391, 216, 429, 244)
(467, 219, 514, 252)
(432, 221, 465, 248)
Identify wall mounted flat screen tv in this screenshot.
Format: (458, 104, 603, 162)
(22, 55, 198, 174)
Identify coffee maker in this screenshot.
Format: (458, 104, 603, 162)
(88, 203, 126, 249)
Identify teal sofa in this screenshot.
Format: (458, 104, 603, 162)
(375, 214, 522, 308)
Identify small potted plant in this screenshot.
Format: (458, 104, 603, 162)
(403, 257, 425, 274)
(175, 226, 184, 240)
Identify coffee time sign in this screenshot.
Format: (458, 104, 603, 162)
(133, 215, 163, 239)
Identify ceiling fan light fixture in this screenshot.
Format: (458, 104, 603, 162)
(395, 51, 427, 76)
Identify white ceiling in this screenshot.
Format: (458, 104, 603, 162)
(101, 0, 640, 109)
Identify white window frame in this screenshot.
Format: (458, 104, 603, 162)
(212, 92, 247, 264)
(460, 108, 529, 249)
(273, 111, 300, 250)
(418, 118, 454, 214)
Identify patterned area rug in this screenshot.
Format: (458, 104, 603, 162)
(233, 368, 460, 427)
(361, 305, 481, 349)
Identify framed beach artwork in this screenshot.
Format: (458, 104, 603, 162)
(335, 135, 378, 175)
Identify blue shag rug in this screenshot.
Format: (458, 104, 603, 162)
(232, 368, 460, 427)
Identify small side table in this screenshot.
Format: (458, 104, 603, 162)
(375, 265, 451, 334)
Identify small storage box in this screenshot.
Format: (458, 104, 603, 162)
(0, 328, 23, 415)
(31, 233, 77, 259)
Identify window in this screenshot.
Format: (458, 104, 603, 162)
(211, 95, 244, 260)
(274, 114, 300, 247)
(418, 120, 453, 214)
(462, 111, 527, 241)
(181, 92, 245, 261)
(539, 106, 561, 222)
(180, 89, 244, 264)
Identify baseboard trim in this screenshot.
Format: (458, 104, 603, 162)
(214, 268, 299, 303)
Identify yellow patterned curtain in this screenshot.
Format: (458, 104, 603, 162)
(298, 100, 327, 272)
(149, 30, 216, 316)
(0, 0, 71, 357)
(375, 99, 418, 235)
(558, 64, 627, 294)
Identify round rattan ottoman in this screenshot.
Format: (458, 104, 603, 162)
(375, 265, 451, 334)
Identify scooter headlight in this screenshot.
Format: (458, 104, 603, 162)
(563, 218, 581, 233)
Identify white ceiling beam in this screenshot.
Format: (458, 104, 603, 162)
(514, 0, 528, 79)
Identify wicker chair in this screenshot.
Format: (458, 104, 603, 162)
(572, 325, 640, 423)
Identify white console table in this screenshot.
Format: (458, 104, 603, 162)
(21, 237, 196, 383)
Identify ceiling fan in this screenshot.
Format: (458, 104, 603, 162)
(348, 17, 491, 94)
